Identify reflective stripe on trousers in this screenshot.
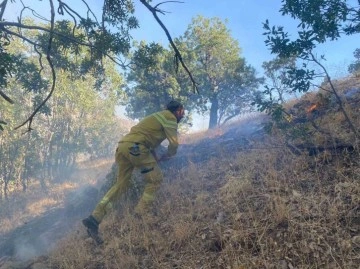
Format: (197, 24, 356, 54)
(92, 141, 163, 222)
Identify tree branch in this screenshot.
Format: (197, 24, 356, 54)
(0, 0, 8, 21)
(0, 89, 14, 104)
(154, 1, 184, 10)
(309, 52, 358, 138)
(15, 0, 57, 132)
(139, 0, 198, 94)
(0, 21, 128, 68)
(19, 0, 50, 22)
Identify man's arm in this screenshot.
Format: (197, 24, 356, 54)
(164, 126, 178, 157)
(153, 111, 179, 158)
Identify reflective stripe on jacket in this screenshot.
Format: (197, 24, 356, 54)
(121, 110, 179, 156)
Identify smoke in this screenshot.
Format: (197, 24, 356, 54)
(14, 238, 43, 261)
(0, 185, 100, 262)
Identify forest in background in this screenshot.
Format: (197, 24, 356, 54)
(0, 1, 360, 267)
(0, 73, 359, 268)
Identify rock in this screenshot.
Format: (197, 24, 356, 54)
(352, 236, 360, 247)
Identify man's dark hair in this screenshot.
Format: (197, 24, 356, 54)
(166, 100, 183, 113)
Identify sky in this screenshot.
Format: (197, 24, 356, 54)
(130, 0, 359, 78)
(6, 0, 358, 76)
(5, 0, 360, 130)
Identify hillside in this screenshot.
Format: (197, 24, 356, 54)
(0, 76, 359, 269)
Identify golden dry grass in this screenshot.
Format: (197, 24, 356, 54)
(0, 158, 113, 235)
(40, 141, 359, 268)
(1, 76, 360, 268)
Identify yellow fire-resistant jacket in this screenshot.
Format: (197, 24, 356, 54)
(120, 110, 179, 156)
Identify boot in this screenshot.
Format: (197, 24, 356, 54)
(82, 215, 103, 245)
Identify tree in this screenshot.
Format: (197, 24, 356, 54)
(262, 56, 297, 104)
(124, 41, 187, 119)
(260, 0, 359, 136)
(179, 16, 262, 129)
(0, 34, 126, 196)
(123, 41, 196, 133)
(348, 48, 360, 74)
(0, 0, 195, 132)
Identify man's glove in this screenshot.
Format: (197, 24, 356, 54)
(158, 154, 171, 162)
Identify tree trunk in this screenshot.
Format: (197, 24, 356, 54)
(4, 181, 8, 201)
(208, 97, 219, 129)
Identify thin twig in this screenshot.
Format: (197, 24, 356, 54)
(80, 0, 99, 24)
(60, 4, 78, 36)
(19, 0, 49, 22)
(139, 0, 198, 93)
(154, 1, 184, 9)
(0, 0, 8, 20)
(3, 28, 45, 74)
(310, 52, 358, 138)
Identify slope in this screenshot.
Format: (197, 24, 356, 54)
(0, 75, 359, 269)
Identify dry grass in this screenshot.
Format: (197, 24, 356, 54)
(0, 158, 113, 235)
(41, 141, 359, 268)
(1, 77, 360, 268)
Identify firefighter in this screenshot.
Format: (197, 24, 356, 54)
(82, 100, 185, 244)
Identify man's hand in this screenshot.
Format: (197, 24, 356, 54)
(151, 150, 160, 162)
(158, 154, 171, 162)
(151, 149, 171, 162)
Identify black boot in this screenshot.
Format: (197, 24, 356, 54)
(82, 215, 103, 245)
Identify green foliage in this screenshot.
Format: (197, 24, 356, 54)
(125, 42, 187, 119)
(125, 16, 262, 130)
(280, 0, 359, 39)
(252, 91, 284, 119)
(132, 42, 165, 70)
(284, 64, 315, 93)
(348, 48, 360, 74)
(180, 16, 262, 128)
(263, 0, 360, 72)
(0, 1, 140, 130)
(259, 0, 360, 132)
(262, 56, 297, 103)
(0, 37, 18, 89)
(0, 30, 127, 193)
(16, 60, 49, 93)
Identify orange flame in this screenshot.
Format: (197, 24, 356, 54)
(307, 103, 318, 114)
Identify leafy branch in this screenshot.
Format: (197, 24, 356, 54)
(0, 0, 198, 132)
(259, 1, 360, 138)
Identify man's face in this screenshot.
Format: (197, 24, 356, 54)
(175, 108, 185, 123)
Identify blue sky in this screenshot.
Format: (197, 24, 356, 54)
(5, 0, 359, 130)
(6, 0, 359, 77)
(129, 0, 359, 78)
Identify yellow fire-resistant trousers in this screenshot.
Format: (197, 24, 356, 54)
(92, 141, 163, 223)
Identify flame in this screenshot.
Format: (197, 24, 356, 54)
(306, 103, 318, 114)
